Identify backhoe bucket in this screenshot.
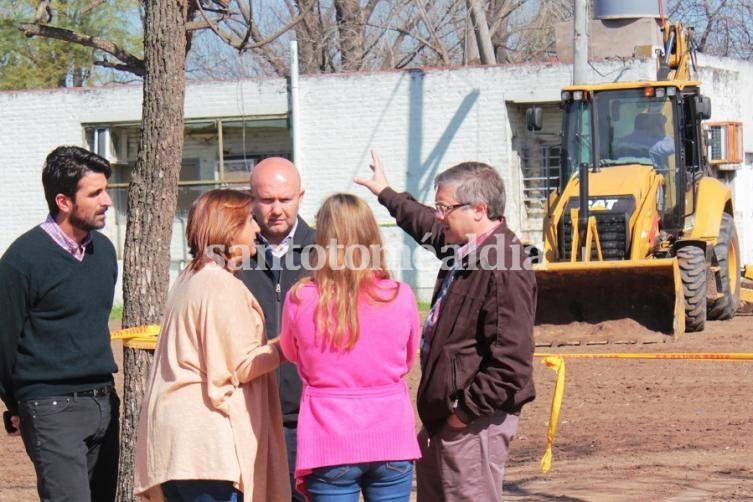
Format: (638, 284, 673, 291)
(534, 258, 684, 336)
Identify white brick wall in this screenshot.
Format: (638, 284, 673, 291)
(696, 55, 753, 263)
(294, 59, 661, 298)
(1, 58, 751, 303)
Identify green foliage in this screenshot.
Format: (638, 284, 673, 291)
(0, 0, 143, 90)
(110, 303, 123, 321)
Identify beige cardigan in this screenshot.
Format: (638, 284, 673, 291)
(134, 264, 290, 501)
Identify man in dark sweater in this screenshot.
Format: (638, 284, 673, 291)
(239, 157, 315, 502)
(0, 146, 120, 502)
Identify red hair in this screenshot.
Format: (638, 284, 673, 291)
(185, 189, 253, 272)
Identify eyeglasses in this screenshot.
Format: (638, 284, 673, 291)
(434, 202, 470, 217)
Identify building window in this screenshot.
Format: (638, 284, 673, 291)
(84, 119, 291, 262)
(522, 144, 561, 216)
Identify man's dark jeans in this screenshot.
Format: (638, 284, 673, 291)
(18, 389, 120, 502)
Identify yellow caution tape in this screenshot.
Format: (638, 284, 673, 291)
(111, 324, 160, 350)
(123, 338, 160, 350)
(533, 351, 753, 473)
(107, 328, 753, 474)
(535, 352, 753, 360)
(539, 356, 565, 473)
(111, 324, 160, 339)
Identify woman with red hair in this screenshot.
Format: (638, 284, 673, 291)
(134, 189, 289, 502)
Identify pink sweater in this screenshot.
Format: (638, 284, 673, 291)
(279, 279, 421, 480)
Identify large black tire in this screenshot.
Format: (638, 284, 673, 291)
(708, 213, 741, 320)
(677, 245, 707, 332)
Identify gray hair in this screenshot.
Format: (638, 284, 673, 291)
(434, 162, 506, 220)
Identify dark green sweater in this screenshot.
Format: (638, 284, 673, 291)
(0, 226, 118, 414)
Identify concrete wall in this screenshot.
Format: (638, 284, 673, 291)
(695, 54, 753, 269)
(1, 57, 750, 303)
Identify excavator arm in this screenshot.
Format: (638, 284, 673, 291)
(657, 20, 694, 81)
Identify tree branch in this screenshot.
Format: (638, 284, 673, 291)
(94, 59, 140, 73)
(195, 0, 313, 51)
(388, 25, 445, 59)
(416, 0, 450, 64)
(186, 16, 230, 31)
(82, 0, 107, 16)
(17, 22, 145, 76)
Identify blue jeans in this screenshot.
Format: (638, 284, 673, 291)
(162, 480, 242, 502)
(304, 460, 414, 502)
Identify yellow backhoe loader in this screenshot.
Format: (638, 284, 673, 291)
(527, 20, 750, 336)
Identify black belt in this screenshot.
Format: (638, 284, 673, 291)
(64, 385, 113, 398)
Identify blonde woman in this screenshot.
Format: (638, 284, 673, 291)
(279, 193, 421, 501)
(134, 189, 290, 502)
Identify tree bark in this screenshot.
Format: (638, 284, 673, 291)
(488, 0, 513, 64)
(117, 0, 188, 500)
(295, 0, 326, 73)
(466, 0, 496, 65)
(335, 0, 364, 71)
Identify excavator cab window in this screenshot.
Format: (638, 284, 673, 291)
(561, 89, 679, 176)
(560, 98, 592, 185)
(597, 89, 677, 173)
(561, 86, 685, 232)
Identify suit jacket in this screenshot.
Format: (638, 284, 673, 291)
(238, 217, 316, 425)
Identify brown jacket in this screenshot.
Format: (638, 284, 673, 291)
(379, 188, 536, 434)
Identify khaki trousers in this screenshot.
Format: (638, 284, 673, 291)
(416, 410, 519, 501)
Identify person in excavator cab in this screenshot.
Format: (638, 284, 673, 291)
(615, 112, 674, 170)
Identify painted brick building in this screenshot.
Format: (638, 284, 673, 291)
(1, 56, 751, 302)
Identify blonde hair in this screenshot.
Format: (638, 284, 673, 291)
(294, 193, 398, 350)
(185, 189, 253, 273)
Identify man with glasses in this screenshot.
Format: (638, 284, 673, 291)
(239, 157, 315, 501)
(356, 151, 536, 502)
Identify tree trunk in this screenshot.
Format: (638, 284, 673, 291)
(466, 0, 496, 65)
(295, 0, 326, 73)
(335, 0, 364, 71)
(117, 0, 188, 500)
(488, 0, 512, 64)
(464, 14, 480, 64)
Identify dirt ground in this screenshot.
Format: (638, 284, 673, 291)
(2, 314, 753, 501)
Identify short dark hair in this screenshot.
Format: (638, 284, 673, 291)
(42, 146, 112, 217)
